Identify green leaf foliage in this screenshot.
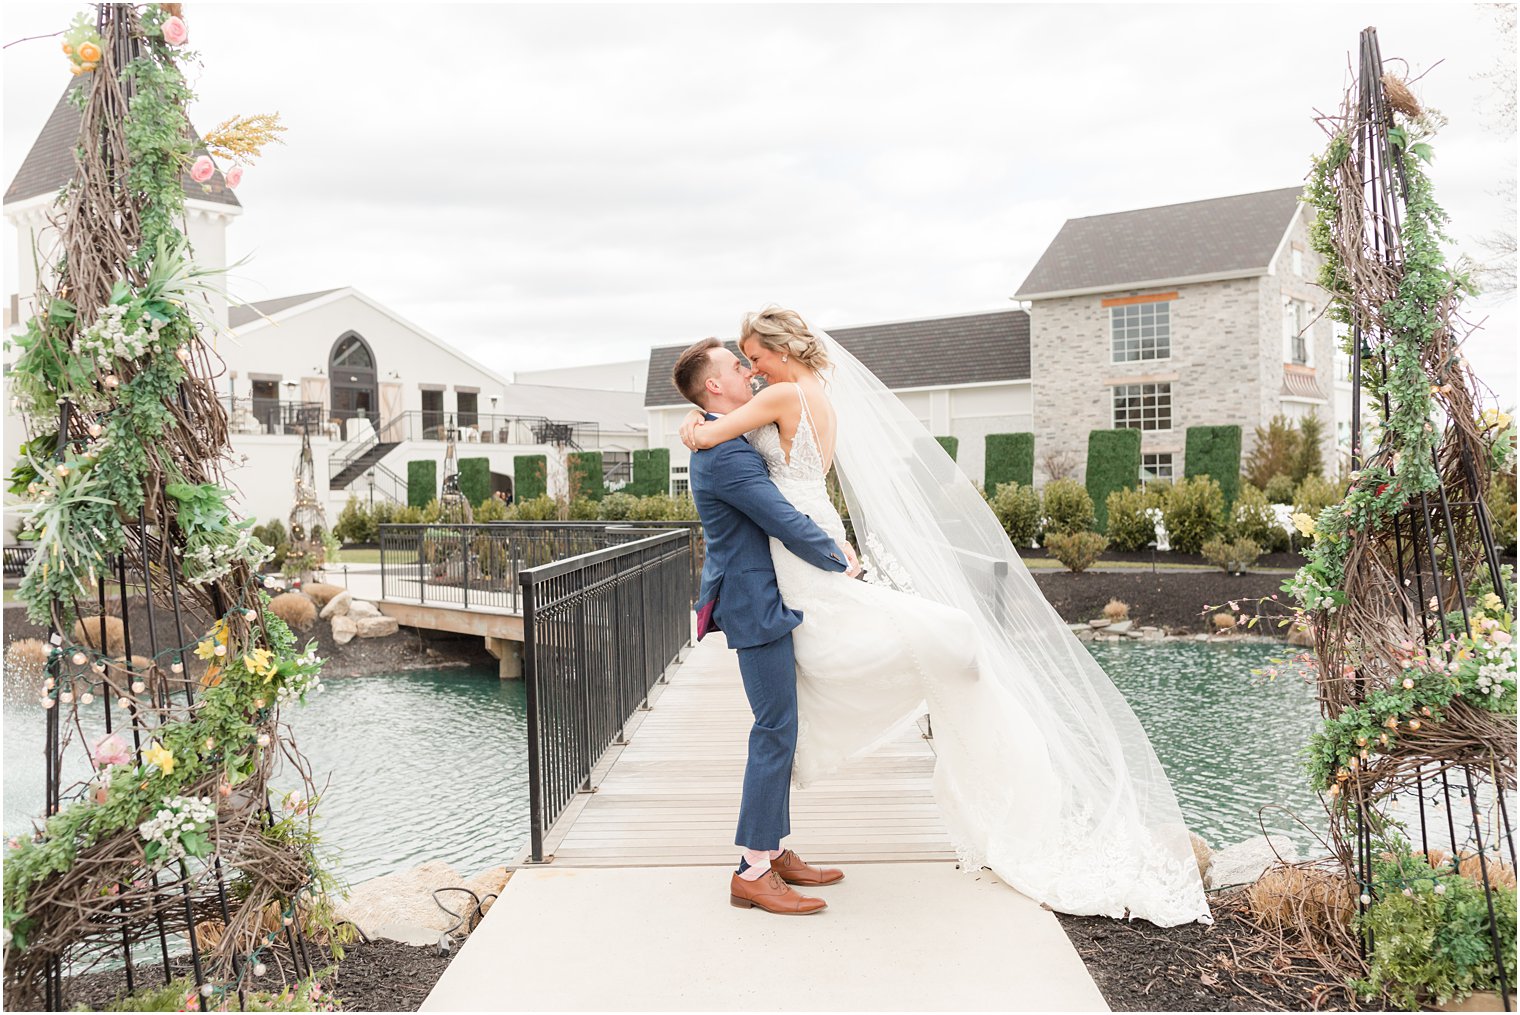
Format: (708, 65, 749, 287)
(406, 459, 436, 509)
(984, 433, 1034, 492)
(1183, 425, 1242, 511)
(935, 436, 959, 461)
(457, 457, 491, 506)
(987, 481, 1041, 547)
(514, 454, 547, 501)
(1084, 429, 1142, 533)
(567, 451, 605, 501)
(627, 447, 671, 497)
(1161, 475, 1225, 554)
(1041, 478, 1095, 537)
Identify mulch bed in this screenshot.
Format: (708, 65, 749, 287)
(32, 937, 451, 1012)
(1032, 570, 1292, 633)
(1056, 887, 1352, 1012)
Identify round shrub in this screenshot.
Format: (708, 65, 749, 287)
(333, 498, 377, 544)
(1162, 475, 1226, 555)
(599, 492, 638, 520)
(471, 496, 509, 522)
(1043, 531, 1108, 573)
(268, 592, 317, 632)
(1263, 474, 1297, 504)
(1201, 535, 1263, 574)
(1105, 487, 1158, 551)
(1230, 484, 1290, 553)
(508, 495, 559, 521)
(302, 582, 344, 608)
(988, 482, 1042, 547)
(1041, 478, 1095, 536)
(1294, 474, 1341, 517)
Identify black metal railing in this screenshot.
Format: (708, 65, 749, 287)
(521, 530, 693, 862)
(378, 521, 702, 610)
(3, 545, 36, 578)
(224, 397, 326, 437)
(369, 411, 599, 448)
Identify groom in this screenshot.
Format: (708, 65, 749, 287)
(673, 337, 855, 915)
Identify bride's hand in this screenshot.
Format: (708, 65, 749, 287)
(842, 541, 862, 579)
(678, 410, 705, 451)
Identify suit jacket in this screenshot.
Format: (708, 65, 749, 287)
(689, 421, 847, 650)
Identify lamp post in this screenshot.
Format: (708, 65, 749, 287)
(367, 468, 375, 510)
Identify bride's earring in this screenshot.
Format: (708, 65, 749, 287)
(782, 355, 789, 363)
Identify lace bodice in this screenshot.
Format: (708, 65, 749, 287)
(746, 386, 829, 498)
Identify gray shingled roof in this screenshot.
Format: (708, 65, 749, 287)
(644, 310, 1029, 407)
(1014, 187, 1305, 299)
(229, 289, 344, 328)
(5, 79, 242, 209)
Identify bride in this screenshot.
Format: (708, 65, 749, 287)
(678, 306, 1211, 927)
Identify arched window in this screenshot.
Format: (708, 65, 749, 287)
(329, 332, 379, 424)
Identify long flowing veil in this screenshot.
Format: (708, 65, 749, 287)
(815, 326, 1212, 927)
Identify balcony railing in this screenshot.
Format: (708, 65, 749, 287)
(377, 521, 702, 612)
(522, 529, 694, 861)
(372, 411, 599, 448)
(224, 397, 328, 437)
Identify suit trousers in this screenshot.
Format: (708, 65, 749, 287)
(733, 632, 799, 851)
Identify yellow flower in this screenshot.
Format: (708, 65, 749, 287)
(1291, 512, 1317, 539)
(194, 639, 217, 661)
(144, 742, 175, 776)
(242, 648, 276, 677)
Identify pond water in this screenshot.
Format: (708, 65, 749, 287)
(3, 641, 1325, 887)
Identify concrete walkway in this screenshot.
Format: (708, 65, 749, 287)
(421, 635, 1108, 1011)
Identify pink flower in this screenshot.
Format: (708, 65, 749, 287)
(162, 16, 188, 46)
(1494, 630, 1512, 646)
(92, 733, 131, 768)
(225, 165, 243, 189)
(190, 155, 215, 183)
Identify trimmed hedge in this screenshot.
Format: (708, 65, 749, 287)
(1184, 425, 1243, 511)
(458, 456, 490, 506)
(628, 447, 671, 497)
(985, 433, 1034, 493)
(406, 459, 436, 509)
(936, 436, 959, 461)
(1085, 429, 1142, 533)
(567, 451, 605, 501)
(514, 454, 548, 501)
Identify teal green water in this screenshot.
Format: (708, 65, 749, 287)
(4, 641, 1323, 884)
(1090, 639, 1325, 851)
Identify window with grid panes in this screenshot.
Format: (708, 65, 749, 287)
(1112, 382, 1172, 431)
(1110, 301, 1171, 363)
(1141, 453, 1174, 484)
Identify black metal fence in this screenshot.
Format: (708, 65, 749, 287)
(378, 521, 702, 611)
(521, 530, 694, 862)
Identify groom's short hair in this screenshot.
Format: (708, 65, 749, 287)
(673, 337, 722, 407)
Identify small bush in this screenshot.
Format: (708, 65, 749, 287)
(1263, 473, 1297, 504)
(1231, 484, 1290, 553)
(268, 592, 317, 632)
(1104, 487, 1158, 551)
(1293, 473, 1341, 517)
(1103, 599, 1130, 621)
(1201, 535, 1263, 573)
(333, 498, 378, 544)
(600, 492, 639, 520)
(302, 583, 344, 608)
(1043, 531, 1108, 573)
(1041, 478, 1095, 536)
(1162, 475, 1226, 554)
(251, 519, 289, 570)
(988, 481, 1042, 547)
(1486, 472, 1517, 555)
(72, 615, 125, 656)
(568, 496, 601, 520)
(1244, 415, 1301, 489)
(472, 496, 509, 522)
(508, 495, 560, 521)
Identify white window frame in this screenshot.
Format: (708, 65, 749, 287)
(670, 464, 690, 497)
(1111, 382, 1173, 432)
(1283, 297, 1313, 367)
(1109, 301, 1172, 364)
(1291, 248, 1304, 276)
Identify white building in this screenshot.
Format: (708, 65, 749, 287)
(515, 359, 648, 394)
(4, 83, 646, 527)
(642, 310, 1032, 492)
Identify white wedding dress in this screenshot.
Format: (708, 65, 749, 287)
(749, 384, 1211, 927)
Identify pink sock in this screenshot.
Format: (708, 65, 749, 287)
(736, 847, 782, 881)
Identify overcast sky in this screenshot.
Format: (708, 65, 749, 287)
(3, 3, 1516, 404)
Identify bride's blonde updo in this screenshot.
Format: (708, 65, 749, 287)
(739, 306, 831, 372)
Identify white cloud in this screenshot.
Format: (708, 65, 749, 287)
(3, 2, 1514, 403)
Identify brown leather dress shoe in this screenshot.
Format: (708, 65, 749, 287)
(770, 848, 845, 886)
(730, 870, 827, 914)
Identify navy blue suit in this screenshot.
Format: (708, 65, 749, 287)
(688, 420, 846, 850)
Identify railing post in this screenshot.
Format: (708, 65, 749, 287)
(461, 526, 469, 611)
(522, 572, 545, 863)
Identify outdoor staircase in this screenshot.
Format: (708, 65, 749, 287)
(331, 441, 400, 490)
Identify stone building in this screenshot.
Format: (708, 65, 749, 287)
(1014, 187, 1350, 485)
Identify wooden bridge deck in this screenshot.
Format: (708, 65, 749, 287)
(532, 632, 956, 867)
